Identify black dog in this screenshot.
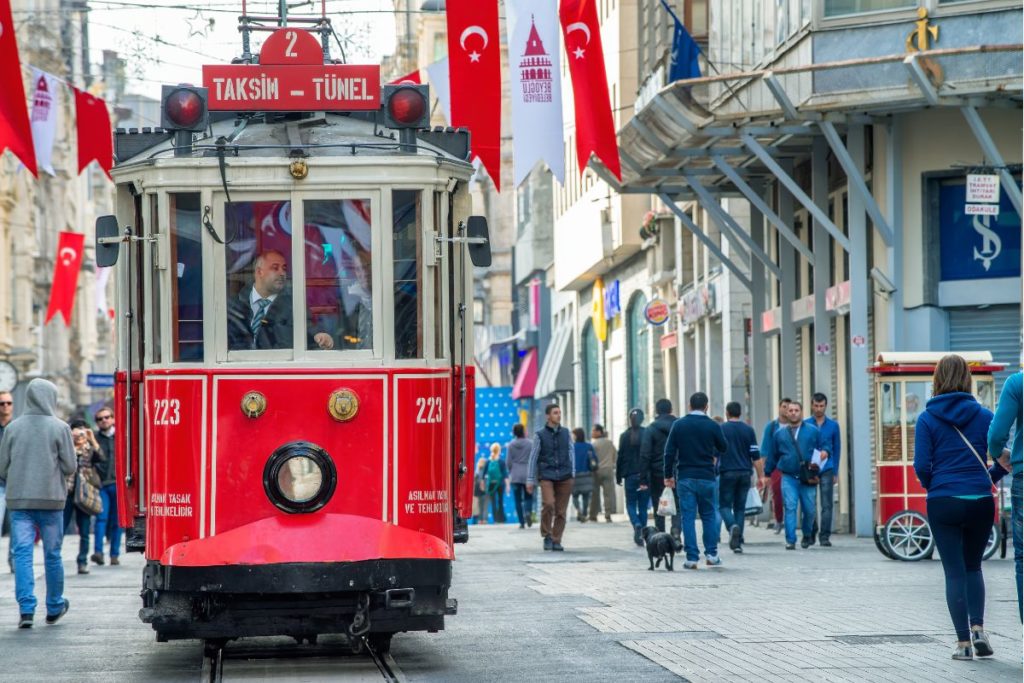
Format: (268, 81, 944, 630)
(641, 526, 683, 571)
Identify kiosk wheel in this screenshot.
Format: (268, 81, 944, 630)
(983, 523, 1001, 561)
(874, 525, 896, 560)
(882, 510, 934, 561)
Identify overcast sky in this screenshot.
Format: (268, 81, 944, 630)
(86, 0, 400, 99)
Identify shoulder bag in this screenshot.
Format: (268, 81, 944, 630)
(952, 425, 996, 491)
(786, 427, 820, 486)
(74, 466, 103, 515)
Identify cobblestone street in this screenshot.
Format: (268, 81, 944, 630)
(4, 515, 1019, 681)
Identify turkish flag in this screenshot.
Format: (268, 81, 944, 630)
(0, 0, 37, 175)
(389, 69, 422, 85)
(45, 231, 86, 326)
(560, 0, 621, 180)
(446, 0, 502, 191)
(74, 87, 113, 179)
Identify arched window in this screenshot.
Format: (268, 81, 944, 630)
(627, 292, 649, 413)
(581, 320, 600, 429)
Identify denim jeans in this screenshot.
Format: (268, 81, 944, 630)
(719, 470, 751, 536)
(511, 483, 534, 525)
(63, 495, 91, 565)
(11, 510, 66, 616)
(94, 484, 123, 558)
(818, 470, 836, 541)
(624, 474, 650, 530)
(1013, 473, 1022, 622)
(678, 478, 718, 562)
(488, 487, 506, 523)
(781, 474, 817, 545)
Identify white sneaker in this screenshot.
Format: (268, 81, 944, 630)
(705, 555, 722, 567)
(683, 561, 698, 570)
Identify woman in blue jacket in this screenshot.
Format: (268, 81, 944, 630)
(913, 355, 1008, 661)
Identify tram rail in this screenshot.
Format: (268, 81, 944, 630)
(201, 637, 405, 682)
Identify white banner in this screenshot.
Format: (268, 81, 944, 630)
(506, 0, 565, 187)
(424, 58, 452, 126)
(95, 266, 112, 317)
(30, 68, 59, 176)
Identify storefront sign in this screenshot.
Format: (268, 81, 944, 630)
(603, 280, 621, 320)
(659, 331, 678, 350)
(643, 298, 670, 326)
(965, 204, 999, 217)
(939, 182, 1020, 280)
(679, 281, 718, 325)
(591, 278, 607, 342)
(966, 174, 1000, 203)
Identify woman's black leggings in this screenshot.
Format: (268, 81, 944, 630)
(927, 495, 994, 641)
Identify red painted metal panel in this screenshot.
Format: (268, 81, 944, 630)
(455, 367, 476, 520)
(878, 497, 906, 523)
(161, 513, 451, 566)
(144, 377, 205, 561)
(877, 464, 907, 497)
(114, 370, 141, 528)
(906, 466, 927, 495)
(394, 375, 452, 546)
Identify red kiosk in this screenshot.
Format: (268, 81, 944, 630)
(869, 352, 1005, 561)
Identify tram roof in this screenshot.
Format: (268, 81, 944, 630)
(114, 112, 472, 168)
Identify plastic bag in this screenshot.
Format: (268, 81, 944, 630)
(657, 487, 677, 517)
(744, 485, 764, 517)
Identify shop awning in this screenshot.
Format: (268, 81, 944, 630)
(511, 348, 538, 400)
(534, 322, 574, 399)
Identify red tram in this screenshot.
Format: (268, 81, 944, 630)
(94, 25, 487, 651)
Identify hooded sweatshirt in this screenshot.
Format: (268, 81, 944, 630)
(913, 391, 1006, 499)
(0, 379, 76, 510)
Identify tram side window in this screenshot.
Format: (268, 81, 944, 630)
(304, 199, 374, 351)
(393, 190, 422, 359)
(224, 201, 298, 352)
(169, 193, 203, 362)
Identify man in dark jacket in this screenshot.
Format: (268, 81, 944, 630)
(665, 392, 727, 568)
(719, 402, 764, 554)
(91, 406, 120, 566)
(616, 409, 648, 546)
(763, 401, 825, 549)
(640, 399, 679, 539)
(526, 404, 574, 551)
(227, 250, 335, 351)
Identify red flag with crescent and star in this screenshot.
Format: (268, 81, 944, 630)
(0, 0, 38, 175)
(446, 0, 502, 191)
(74, 87, 114, 179)
(559, 0, 621, 180)
(45, 231, 86, 326)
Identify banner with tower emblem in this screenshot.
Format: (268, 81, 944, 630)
(30, 68, 59, 176)
(506, 0, 565, 187)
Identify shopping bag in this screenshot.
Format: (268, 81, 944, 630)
(657, 487, 677, 517)
(744, 485, 764, 517)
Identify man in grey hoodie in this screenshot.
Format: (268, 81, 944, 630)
(0, 378, 76, 628)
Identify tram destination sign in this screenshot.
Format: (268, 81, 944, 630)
(202, 26, 381, 112)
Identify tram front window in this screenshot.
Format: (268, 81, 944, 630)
(303, 199, 373, 351)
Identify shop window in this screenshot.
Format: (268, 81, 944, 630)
(392, 190, 423, 359)
(169, 193, 203, 362)
(627, 293, 650, 412)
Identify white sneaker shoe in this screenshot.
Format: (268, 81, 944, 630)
(683, 561, 699, 570)
(705, 555, 722, 567)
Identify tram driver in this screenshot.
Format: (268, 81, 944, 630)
(227, 250, 335, 351)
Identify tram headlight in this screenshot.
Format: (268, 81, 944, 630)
(382, 84, 430, 129)
(161, 84, 209, 132)
(263, 442, 337, 514)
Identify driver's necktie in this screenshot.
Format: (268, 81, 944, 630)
(251, 298, 270, 345)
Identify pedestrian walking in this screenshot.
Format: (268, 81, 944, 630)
(588, 425, 617, 522)
(65, 420, 104, 574)
(806, 393, 841, 547)
(91, 406, 121, 566)
(1, 390, 15, 571)
(640, 398, 679, 539)
(617, 409, 649, 546)
(571, 428, 597, 522)
(987, 369, 1021, 622)
(664, 392, 727, 569)
(761, 398, 791, 534)
(0, 379, 75, 628)
(913, 354, 1009, 660)
(473, 457, 489, 524)
(719, 402, 764, 554)
(507, 424, 535, 528)
(763, 401, 825, 550)
(526, 404, 574, 551)
(485, 443, 509, 524)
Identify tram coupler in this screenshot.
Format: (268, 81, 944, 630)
(384, 588, 415, 610)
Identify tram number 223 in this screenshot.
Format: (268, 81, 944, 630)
(415, 396, 443, 424)
(153, 398, 181, 426)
